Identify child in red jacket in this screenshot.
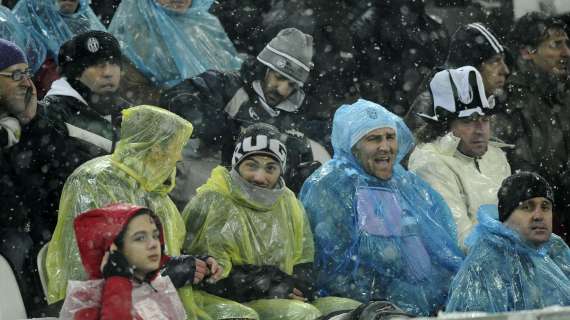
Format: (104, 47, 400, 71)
(60, 203, 221, 319)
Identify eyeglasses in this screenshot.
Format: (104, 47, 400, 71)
(0, 68, 33, 81)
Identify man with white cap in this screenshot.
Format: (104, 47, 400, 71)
(408, 66, 511, 251)
(161, 27, 320, 206)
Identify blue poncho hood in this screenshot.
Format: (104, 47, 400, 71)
(0, 5, 46, 73)
(108, 0, 242, 87)
(446, 204, 570, 313)
(13, 0, 105, 59)
(300, 99, 464, 316)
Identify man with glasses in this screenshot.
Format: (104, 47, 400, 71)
(493, 12, 570, 243)
(0, 38, 40, 313)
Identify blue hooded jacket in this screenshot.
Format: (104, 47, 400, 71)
(446, 204, 570, 313)
(0, 5, 46, 73)
(300, 99, 464, 316)
(108, 0, 242, 88)
(12, 0, 105, 59)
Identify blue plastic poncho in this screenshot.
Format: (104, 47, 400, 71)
(0, 5, 46, 73)
(299, 99, 464, 316)
(446, 204, 570, 313)
(12, 0, 105, 58)
(108, 0, 242, 87)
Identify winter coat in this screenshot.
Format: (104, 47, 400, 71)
(108, 0, 241, 87)
(299, 99, 464, 316)
(446, 205, 570, 313)
(45, 106, 193, 303)
(160, 58, 316, 195)
(60, 204, 186, 320)
(493, 61, 570, 240)
(409, 133, 511, 250)
(12, 0, 105, 58)
(0, 5, 46, 73)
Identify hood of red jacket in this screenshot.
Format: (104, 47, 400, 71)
(74, 203, 167, 280)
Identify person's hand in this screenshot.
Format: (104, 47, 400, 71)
(16, 83, 37, 125)
(194, 258, 208, 284)
(289, 288, 307, 301)
(204, 257, 223, 283)
(101, 244, 133, 279)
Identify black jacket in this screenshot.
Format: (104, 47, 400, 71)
(160, 58, 318, 192)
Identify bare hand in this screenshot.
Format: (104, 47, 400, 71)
(289, 288, 307, 301)
(16, 83, 37, 125)
(205, 257, 223, 283)
(193, 258, 208, 284)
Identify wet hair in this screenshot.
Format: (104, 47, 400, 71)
(509, 12, 567, 50)
(113, 208, 160, 250)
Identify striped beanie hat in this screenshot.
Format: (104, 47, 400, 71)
(446, 22, 504, 68)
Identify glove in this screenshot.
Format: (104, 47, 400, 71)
(160, 255, 197, 288)
(102, 251, 133, 279)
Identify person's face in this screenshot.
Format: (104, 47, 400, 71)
(156, 0, 192, 13)
(238, 155, 282, 189)
(0, 63, 33, 117)
(262, 69, 298, 107)
(451, 115, 491, 158)
(352, 127, 398, 181)
(57, 0, 79, 14)
(77, 62, 121, 95)
(525, 28, 570, 78)
(479, 54, 509, 95)
(120, 214, 162, 280)
(505, 197, 553, 247)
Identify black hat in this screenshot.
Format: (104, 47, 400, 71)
(447, 22, 505, 68)
(232, 123, 287, 172)
(498, 172, 555, 222)
(58, 31, 121, 80)
(509, 12, 567, 50)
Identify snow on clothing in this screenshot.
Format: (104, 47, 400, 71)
(183, 166, 359, 319)
(45, 106, 193, 304)
(494, 61, 570, 243)
(60, 204, 186, 319)
(0, 5, 46, 73)
(12, 0, 105, 58)
(446, 204, 570, 312)
(108, 0, 242, 88)
(299, 99, 464, 316)
(409, 132, 511, 250)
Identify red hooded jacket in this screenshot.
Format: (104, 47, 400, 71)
(71, 203, 171, 320)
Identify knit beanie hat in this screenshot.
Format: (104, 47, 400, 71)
(498, 172, 555, 222)
(58, 31, 121, 80)
(446, 23, 504, 68)
(257, 28, 314, 86)
(0, 39, 27, 71)
(418, 66, 494, 123)
(232, 123, 287, 172)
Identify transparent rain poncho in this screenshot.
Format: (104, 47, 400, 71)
(299, 99, 464, 316)
(446, 204, 570, 313)
(108, 0, 242, 87)
(45, 105, 193, 304)
(183, 166, 361, 319)
(12, 0, 105, 58)
(0, 5, 47, 73)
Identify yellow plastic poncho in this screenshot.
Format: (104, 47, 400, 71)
(46, 105, 193, 304)
(183, 166, 360, 319)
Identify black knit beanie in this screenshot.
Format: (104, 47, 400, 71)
(58, 31, 121, 80)
(446, 22, 505, 68)
(232, 123, 287, 172)
(498, 172, 554, 222)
